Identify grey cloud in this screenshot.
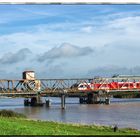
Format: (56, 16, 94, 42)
(37, 43, 93, 62)
(0, 69, 20, 79)
(0, 48, 32, 64)
(87, 66, 140, 77)
(36, 64, 65, 79)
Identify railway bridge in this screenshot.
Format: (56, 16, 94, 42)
(0, 71, 140, 108)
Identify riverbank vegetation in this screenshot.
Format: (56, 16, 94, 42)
(0, 110, 26, 118)
(0, 110, 139, 136)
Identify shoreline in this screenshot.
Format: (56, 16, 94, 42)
(26, 117, 139, 130)
(0, 117, 138, 136)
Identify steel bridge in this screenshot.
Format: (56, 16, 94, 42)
(0, 77, 140, 97)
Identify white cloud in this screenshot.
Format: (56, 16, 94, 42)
(81, 26, 93, 33)
(0, 10, 140, 78)
(0, 48, 31, 64)
(37, 43, 93, 62)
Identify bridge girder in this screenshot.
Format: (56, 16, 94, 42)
(0, 78, 139, 96)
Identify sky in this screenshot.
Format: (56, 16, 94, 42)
(0, 4, 140, 79)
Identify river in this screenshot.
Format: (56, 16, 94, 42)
(0, 97, 140, 130)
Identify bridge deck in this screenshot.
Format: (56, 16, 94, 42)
(0, 77, 139, 97)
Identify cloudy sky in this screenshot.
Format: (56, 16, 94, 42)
(0, 4, 140, 79)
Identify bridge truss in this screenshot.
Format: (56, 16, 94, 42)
(0, 77, 140, 96)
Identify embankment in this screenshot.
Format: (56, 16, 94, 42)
(0, 110, 139, 136)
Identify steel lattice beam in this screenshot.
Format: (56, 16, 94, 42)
(0, 77, 139, 96)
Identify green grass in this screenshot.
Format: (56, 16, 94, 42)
(0, 109, 139, 136)
(0, 117, 139, 136)
(0, 110, 26, 118)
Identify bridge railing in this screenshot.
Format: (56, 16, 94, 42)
(0, 77, 140, 95)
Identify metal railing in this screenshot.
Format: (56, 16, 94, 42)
(0, 77, 140, 96)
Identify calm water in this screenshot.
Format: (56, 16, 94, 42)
(0, 97, 140, 130)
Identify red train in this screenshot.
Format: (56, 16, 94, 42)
(78, 81, 140, 92)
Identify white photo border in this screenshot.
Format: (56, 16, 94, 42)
(0, 0, 140, 4)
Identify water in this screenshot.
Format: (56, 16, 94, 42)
(0, 97, 140, 130)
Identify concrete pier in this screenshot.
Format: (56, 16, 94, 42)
(24, 96, 44, 107)
(46, 99, 51, 107)
(79, 93, 110, 105)
(105, 97, 110, 105)
(79, 97, 87, 104)
(87, 93, 101, 104)
(24, 98, 30, 106)
(87, 93, 94, 104)
(61, 94, 66, 109)
(36, 95, 42, 104)
(30, 97, 37, 106)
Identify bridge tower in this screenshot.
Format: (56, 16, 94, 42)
(23, 70, 35, 80)
(23, 71, 42, 106)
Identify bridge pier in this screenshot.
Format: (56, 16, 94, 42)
(36, 95, 42, 104)
(79, 93, 97, 104)
(79, 93, 110, 105)
(87, 93, 94, 104)
(79, 96, 87, 104)
(46, 99, 51, 107)
(105, 97, 110, 105)
(24, 98, 30, 106)
(24, 95, 44, 107)
(61, 94, 66, 109)
(30, 97, 37, 106)
(86, 93, 101, 104)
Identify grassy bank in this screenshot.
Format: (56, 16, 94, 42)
(0, 117, 139, 136)
(0, 110, 139, 136)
